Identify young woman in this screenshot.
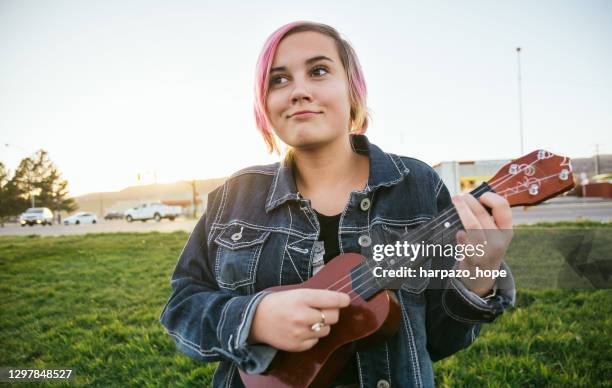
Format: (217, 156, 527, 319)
(160, 21, 515, 388)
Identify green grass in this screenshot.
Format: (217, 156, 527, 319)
(1, 229, 611, 387)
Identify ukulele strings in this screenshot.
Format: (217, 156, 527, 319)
(320, 156, 541, 294)
(327, 159, 557, 300)
(342, 171, 562, 303)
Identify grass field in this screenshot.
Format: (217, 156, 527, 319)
(1, 224, 611, 387)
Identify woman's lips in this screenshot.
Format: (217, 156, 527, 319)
(291, 112, 320, 119)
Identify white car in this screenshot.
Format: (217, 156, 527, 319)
(20, 207, 54, 226)
(63, 212, 99, 225)
(124, 202, 181, 222)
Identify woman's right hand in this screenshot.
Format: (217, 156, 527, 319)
(248, 289, 351, 352)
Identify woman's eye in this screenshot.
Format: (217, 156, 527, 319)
(270, 75, 288, 85)
(312, 66, 329, 76)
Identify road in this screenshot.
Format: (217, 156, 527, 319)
(0, 198, 610, 237)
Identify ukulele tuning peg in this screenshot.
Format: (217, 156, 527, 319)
(529, 184, 539, 196)
(537, 150, 551, 160)
(559, 169, 570, 181)
(509, 164, 519, 174)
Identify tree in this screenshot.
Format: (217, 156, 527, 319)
(0, 162, 29, 226)
(2, 150, 77, 225)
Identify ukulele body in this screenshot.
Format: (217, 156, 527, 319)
(239, 253, 401, 388)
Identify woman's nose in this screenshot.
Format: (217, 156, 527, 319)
(290, 78, 312, 103)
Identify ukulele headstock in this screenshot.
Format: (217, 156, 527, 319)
(489, 150, 575, 207)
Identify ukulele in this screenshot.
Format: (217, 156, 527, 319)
(239, 150, 575, 388)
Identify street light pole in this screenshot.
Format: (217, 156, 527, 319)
(516, 47, 525, 155)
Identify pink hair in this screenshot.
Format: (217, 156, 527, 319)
(253, 21, 369, 154)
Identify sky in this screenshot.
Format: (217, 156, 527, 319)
(1, 0, 611, 196)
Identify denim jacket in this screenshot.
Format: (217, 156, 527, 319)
(159, 134, 515, 388)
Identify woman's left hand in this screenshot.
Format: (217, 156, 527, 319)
(451, 192, 513, 296)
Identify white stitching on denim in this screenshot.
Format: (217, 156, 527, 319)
(356, 351, 364, 388)
(267, 164, 282, 208)
(300, 206, 318, 232)
(398, 292, 423, 388)
(247, 240, 265, 287)
(215, 232, 269, 250)
(215, 230, 269, 250)
(441, 294, 485, 324)
(166, 330, 217, 355)
(208, 183, 229, 245)
(449, 278, 493, 312)
(398, 156, 411, 174)
(215, 243, 222, 281)
(308, 239, 317, 278)
(226, 363, 236, 388)
(339, 216, 431, 231)
(217, 297, 237, 341)
(235, 292, 266, 350)
(288, 245, 309, 254)
(268, 193, 300, 210)
(337, 193, 353, 254)
(384, 341, 392, 387)
(229, 169, 276, 179)
(281, 205, 294, 285)
(211, 220, 316, 239)
(215, 183, 229, 228)
(388, 153, 403, 176)
(216, 240, 265, 289)
(434, 178, 444, 198)
(284, 246, 304, 283)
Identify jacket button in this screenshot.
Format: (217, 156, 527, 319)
(360, 197, 371, 211)
(231, 226, 244, 242)
(358, 235, 371, 247)
(376, 379, 390, 388)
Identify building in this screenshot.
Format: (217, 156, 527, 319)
(433, 154, 611, 197)
(433, 159, 509, 196)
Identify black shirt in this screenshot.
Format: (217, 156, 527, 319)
(314, 210, 358, 387)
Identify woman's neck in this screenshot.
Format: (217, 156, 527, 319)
(291, 134, 369, 212)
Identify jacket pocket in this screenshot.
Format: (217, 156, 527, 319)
(380, 223, 431, 296)
(213, 224, 270, 292)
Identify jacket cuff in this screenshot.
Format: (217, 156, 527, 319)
(442, 261, 516, 323)
(212, 290, 277, 374)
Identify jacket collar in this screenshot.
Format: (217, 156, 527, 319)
(265, 134, 410, 212)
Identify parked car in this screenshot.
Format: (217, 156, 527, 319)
(104, 211, 124, 220)
(19, 207, 54, 226)
(63, 212, 99, 225)
(124, 202, 181, 222)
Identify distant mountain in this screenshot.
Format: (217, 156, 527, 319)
(73, 177, 227, 216)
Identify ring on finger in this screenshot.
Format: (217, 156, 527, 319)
(310, 310, 327, 332)
(310, 322, 324, 332)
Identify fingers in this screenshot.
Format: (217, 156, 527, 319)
(298, 289, 350, 309)
(319, 308, 340, 325)
(479, 192, 513, 229)
(452, 195, 484, 230)
(453, 194, 509, 230)
(462, 194, 497, 229)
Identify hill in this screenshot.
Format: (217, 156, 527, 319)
(73, 177, 227, 216)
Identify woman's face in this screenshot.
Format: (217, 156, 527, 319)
(266, 31, 352, 150)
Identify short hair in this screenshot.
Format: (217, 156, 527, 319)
(254, 21, 369, 154)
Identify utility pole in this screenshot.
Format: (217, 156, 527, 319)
(99, 192, 104, 218)
(595, 144, 600, 175)
(191, 180, 198, 219)
(516, 47, 525, 155)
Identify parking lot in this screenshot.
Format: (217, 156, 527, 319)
(0, 219, 198, 236)
(0, 198, 610, 237)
